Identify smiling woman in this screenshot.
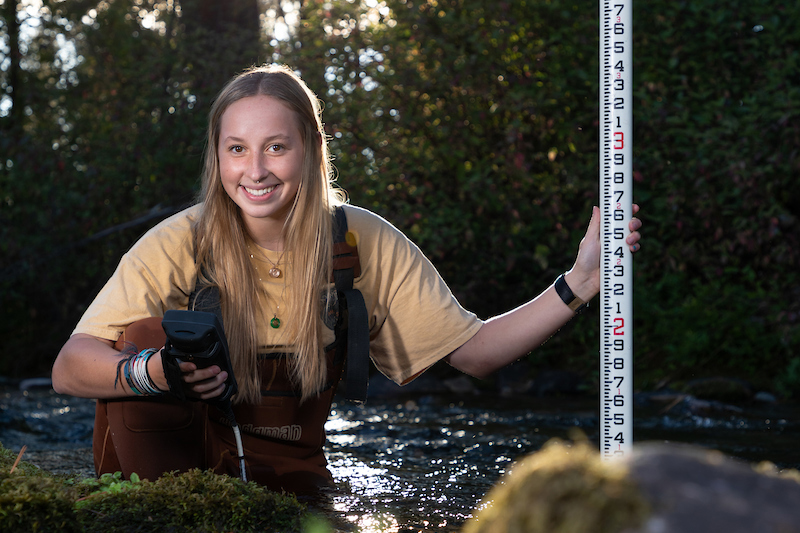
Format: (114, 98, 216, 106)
(50, 63, 642, 495)
(218, 95, 305, 244)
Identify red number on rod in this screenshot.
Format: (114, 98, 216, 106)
(613, 132, 624, 149)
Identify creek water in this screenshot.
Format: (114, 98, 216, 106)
(1, 384, 799, 532)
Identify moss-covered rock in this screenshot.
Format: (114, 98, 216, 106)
(0, 442, 311, 533)
(463, 439, 649, 533)
(0, 471, 81, 532)
(464, 439, 800, 533)
(75, 469, 306, 533)
(0, 443, 47, 477)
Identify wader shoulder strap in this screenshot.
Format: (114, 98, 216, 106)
(188, 207, 371, 404)
(332, 206, 370, 404)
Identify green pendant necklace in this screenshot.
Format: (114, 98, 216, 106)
(250, 246, 285, 330)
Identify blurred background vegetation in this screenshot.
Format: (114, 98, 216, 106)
(1, 0, 798, 397)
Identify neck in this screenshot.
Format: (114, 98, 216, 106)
(245, 218, 286, 251)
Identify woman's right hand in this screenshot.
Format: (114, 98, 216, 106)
(176, 360, 228, 401)
(53, 334, 228, 401)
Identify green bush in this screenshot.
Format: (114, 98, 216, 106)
(1, 0, 798, 394)
(777, 357, 800, 399)
(0, 0, 260, 376)
(286, 0, 800, 394)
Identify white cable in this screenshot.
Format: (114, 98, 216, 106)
(231, 424, 247, 483)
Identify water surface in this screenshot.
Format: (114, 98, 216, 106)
(1, 386, 798, 532)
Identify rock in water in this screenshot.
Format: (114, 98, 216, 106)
(463, 439, 649, 533)
(464, 440, 800, 533)
(628, 443, 800, 533)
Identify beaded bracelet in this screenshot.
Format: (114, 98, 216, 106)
(122, 348, 164, 396)
(123, 356, 142, 395)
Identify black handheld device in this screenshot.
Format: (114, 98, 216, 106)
(161, 310, 247, 481)
(161, 310, 238, 405)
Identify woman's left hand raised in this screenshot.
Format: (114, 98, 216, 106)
(626, 203, 642, 253)
(565, 204, 642, 302)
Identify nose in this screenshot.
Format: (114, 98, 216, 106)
(246, 152, 269, 182)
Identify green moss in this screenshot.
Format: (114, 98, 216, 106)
(0, 444, 48, 477)
(75, 469, 306, 533)
(0, 442, 311, 533)
(0, 471, 81, 532)
(463, 439, 649, 533)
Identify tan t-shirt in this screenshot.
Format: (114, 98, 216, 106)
(74, 204, 482, 385)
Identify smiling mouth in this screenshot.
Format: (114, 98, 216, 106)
(243, 185, 276, 196)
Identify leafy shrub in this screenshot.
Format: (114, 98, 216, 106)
(287, 0, 800, 391)
(777, 357, 800, 400)
(1, 0, 798, 392)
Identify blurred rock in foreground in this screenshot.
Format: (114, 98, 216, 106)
(464, 439, 800, 533)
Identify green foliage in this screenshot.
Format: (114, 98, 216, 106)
(777, 357, 800, 399)
(0, 0, 798, 393)
(74, 471, 142, 507)
(633, 272, 794, 391)
(0, 444, 79, 533)
(0, 443, 309, 533)
(286, 0, 800, 393)
(291, 0, 598, 316)
(629, 0, 800, 393)
(0, 0, 263, 375)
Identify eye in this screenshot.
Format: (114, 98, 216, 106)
(267, 144, 284, 153)
(229, 145, 245, 153)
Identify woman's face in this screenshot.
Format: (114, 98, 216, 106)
(218, 94, 305, 242)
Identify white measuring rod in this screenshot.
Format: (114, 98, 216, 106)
(599, 0, 633, 458)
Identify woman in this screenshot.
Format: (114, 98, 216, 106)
(52, 64, 642, 493)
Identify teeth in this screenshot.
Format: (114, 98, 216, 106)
(244, 185, 276, 196)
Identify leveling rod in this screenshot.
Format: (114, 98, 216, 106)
(599, 0, 633, 458)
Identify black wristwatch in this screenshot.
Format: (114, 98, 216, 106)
(554, 274, 588, 314)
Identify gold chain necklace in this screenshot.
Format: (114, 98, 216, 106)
(249, 246, 286, 329)
(254, 247, 284, 278)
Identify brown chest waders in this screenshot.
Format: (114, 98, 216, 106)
(92, 207, 369, 494)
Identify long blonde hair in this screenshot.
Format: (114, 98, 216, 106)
(193, 64, 345, 403)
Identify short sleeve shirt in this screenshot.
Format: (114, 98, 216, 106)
(73, 204, 483, 385)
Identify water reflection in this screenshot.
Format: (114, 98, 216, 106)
(0, 389, 95, 450)
(320, 394, 800, 532)
(321, 397, 570, 532)
(1, 387, 799, 532)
